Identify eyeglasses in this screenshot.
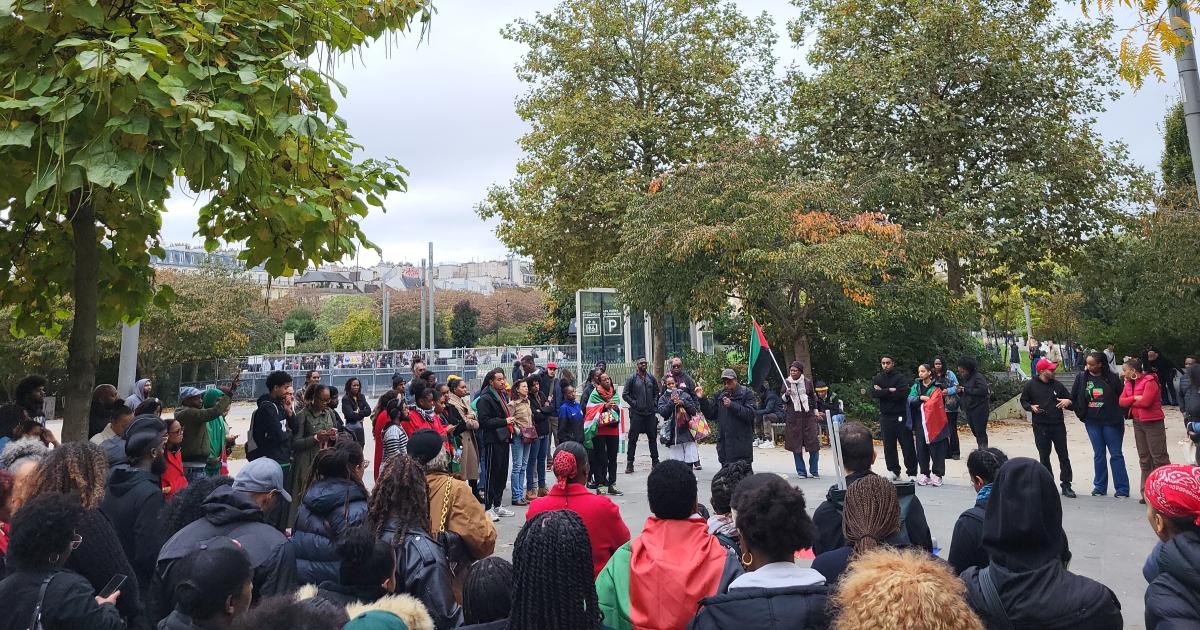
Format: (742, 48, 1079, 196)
(69, 534, 83, 550)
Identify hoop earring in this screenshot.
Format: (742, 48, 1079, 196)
(740, 551, 753, 566)
(48, 553, 60, 564)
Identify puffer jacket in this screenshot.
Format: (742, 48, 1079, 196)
(1144, 531, 1200, 629)
(379, 521, 463, 630)
(292, 477, 370, 585)
(689, 584, 829, 630)
(1120, 373, 1165, 422)
(962, 561, 1122, 629)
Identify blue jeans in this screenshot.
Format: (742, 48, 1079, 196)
(510, 440, 532, 503)
(1085, 422, 1129, 495)
(794, 450, 819, 477)
(526, 435, 549, 491)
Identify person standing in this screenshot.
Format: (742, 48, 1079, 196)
(161, 417, 188, 500)
(340, 378, 370, 446)
(475, 369, 515, 521)
(1105, 343, 1120, 375)
(508, 379, 534, 507)
(782, 362, 820, 478)
(248, 371, 296, 531)
(125, 378, 153, 411)
(622, 358, 660, 473)
(176, 387, 231, 483)
(101, 415, 169, 596)
(1046, 340, 1063, 367)
(1009, 339, 1026, 379)
(871, 356, 915, 481)
(5, 374, 48, 426)
(700, 369, 757, 471)
(1143, 347, 1180, 407)
(584, 373, 624, 496)
(287, 384, 339, 529)
(908, 364, 949, 487)
(657, 375, 700, 469)
(668, 356, 698, 394)
(1072, 352, 1130, 498)
(932, 357, 961, 460)
(446, 376, 482, 500)
(1120, 359, 1171, 503)
(1019, 359, 1077, 498)
(526, 378, 552, 498)
(956, 357, 990, 451)
(545, 362, 563, 447)
(1028, 337, 1042, 379)
(556, 385, 585, 445)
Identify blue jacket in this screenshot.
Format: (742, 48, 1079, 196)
(292, 478, 369, 586)
(557, 400, 584, 444)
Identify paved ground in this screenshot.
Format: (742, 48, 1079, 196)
(190, 403, 1196, 628)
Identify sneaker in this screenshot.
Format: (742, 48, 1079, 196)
(758, 441, 773, 449)
(929, 474, 942, 487)
(607, 486, 624, 496)
(810, 473, 820, 480)
(625, 462, 635, 475)
(795, 472, 808, 479)
(916, 474, 930, 486)
(512, 498, 530, 507)
(488, 509, 500, 522)
(587, 481, 598, 490)
(692, 463, 703, 471)
(537, 486, 549, 498)
(1115, 492, 1130, 498)
(883, 471, 899, 482)
(751, 438, 761, 447)
(494, 506, 515, 517)
(1091, 489, 1105, 497)
(1061, 485, 1077, 499)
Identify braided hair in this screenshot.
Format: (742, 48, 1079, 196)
(509, 510, 602, 630)
(367, 455, 430, 539)
(710, 460, 753, 515)
(842, 474, 901, 557)
(22, 441, 107, 510)
(966, 448, 1008, 486)
(463, 556, 514, 625)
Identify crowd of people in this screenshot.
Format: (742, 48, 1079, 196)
(0, 341, 1198, 630)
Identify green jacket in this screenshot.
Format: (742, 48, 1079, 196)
(596, 542, 633, 630)
(202, 389, 228, 474)
(176, 394, 230, 463)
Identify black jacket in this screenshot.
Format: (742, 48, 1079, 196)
(0, 568, 124, 630)
(158, 610, 205, 630)
(811, 471, 933, 555)
(962, 562, 1122, 630)
(69, 508, 148, 629)
(530, 391, 552, 437)
(958, 371, 990, 423)
(657, 389, 698, 446)
(1020, 377, 1072, 425)
(1144, 531, 1200, 629)
(622, 372, 660, 416)
(379, 522, 462, 630)
(755, 390, 785, 419)
(689, 584, 829, 630)
(700, 385, 757, 463)
(341, 393, 372, 425)
(292, 478, 370, 586)
(101, 464, 167, 594)
(312, 581, 389, 608)
(153, 486, 296, 621)
(248, 393, 292, 463)
(947, 497, 988, 575)
(474, 389, 511, 446)
(871, 370, 909, 416)
(812, 534, 912, 585)
(1071, 370, 1124, 425)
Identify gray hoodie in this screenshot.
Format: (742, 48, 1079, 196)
(124, 378, 151, 410)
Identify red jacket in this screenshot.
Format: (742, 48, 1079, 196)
(1120, 373, 1164, 422)
(161, 448, 188, 500)
(404, 408, 454, 454)
(526, 483, 630, 577)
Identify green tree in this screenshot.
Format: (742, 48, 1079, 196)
(329, 309, 382, 351)
(317, 295, 377, 334)
(1162, 101, 1195, 193)
(283, 307, 320, 344)
(450, 300, 480, 348)
(480, 0, 775, 374)
(527, 286, 574, 345)
(0, 0, 422, 439)
(787, 0, 1148, 295)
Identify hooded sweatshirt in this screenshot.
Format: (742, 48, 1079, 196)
(125, 378, 151, 410)
(202, 388, 229, 474)
(961, 458, 1122, 629)
(101, 463, 166, 593)
(1144, 531, 1200, 629)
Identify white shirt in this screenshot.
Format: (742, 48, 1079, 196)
(89, 424, 116, 445)
(728, 562, 826, 589)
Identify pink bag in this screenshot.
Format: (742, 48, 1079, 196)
(689, 413, 711, 441)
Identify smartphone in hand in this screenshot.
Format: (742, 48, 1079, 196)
(99, 574, 127, 600)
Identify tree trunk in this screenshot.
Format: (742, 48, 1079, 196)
(650, 313, 666, 380)
(792, 332, 813, 379)
(63, 190, 98, 442)
(946, 256, 964, 296)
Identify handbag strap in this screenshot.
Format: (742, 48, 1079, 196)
(27, 573, 54, 630)
(436, 479, 452, 535)
(978, 567, 1014, 630)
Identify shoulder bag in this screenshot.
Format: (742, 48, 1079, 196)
(435, 480, 470, 568)
(26, 574, 54, 630)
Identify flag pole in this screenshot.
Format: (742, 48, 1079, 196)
(767, 346, 788, 384)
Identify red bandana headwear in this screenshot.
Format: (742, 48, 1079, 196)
(1145, 464, 1200, 526)
(553, 450, 577, 491)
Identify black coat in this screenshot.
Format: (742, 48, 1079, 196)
(700, 385, 757, 464)
(689, 585, 829, 630)
(153, 486, 296, 621)
(0, 568, 124, 630)
(962, 562, 1122, 629)
(1144, 531, 1200, 629)
(622, 372, 660, 416)
(341, 393, 372, 425)
(958, 371, 990, 424)
(249, 394, 292, 463)
(292, 478, 370, 586)
(68, 508, 149, 629)
(474, 390, 511, 446)
(947, 498, 988, 575)
(871, 370, 909, 416)
(312, 581, 389, 608)
(657, 390, 698, 446)
(379, 522, 462, 630)
(101, 464, 166, 594)
(810, 471, 933, 555)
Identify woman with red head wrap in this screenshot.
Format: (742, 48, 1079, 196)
(1143, 464, 1200, 629)
(525, 440, 630, 577)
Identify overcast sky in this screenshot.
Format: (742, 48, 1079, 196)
(160, 0, 1176, 266)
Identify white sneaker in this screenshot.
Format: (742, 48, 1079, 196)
(758, 441, 773, 449)
(883, 471, 898, 481)
(488, 509, 500, 522)
(916, 474, 930, 486)
(494, 506, 516, 517)
(751, 438, 762, 447)
(930, 474, 942, 487)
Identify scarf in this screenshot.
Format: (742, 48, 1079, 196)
(976, 482, 993, 504)
(447, 393, 478, 430)
(415, 406, 436, 423)
(784, 376, 811, 412)
(486, 385, 511, 417)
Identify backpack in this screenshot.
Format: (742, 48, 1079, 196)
(828, 480, 919, 545)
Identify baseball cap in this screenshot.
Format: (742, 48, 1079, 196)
(232, 458, 292, 502)
(546, 362, 557, 369)
(720, 368, 737, 381)
(179, 386, 204, 401)
(124, 415, 167, 458)
(1036, 359, 1057, 373)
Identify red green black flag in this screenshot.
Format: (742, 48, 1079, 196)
(748, 318, 771, 390)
